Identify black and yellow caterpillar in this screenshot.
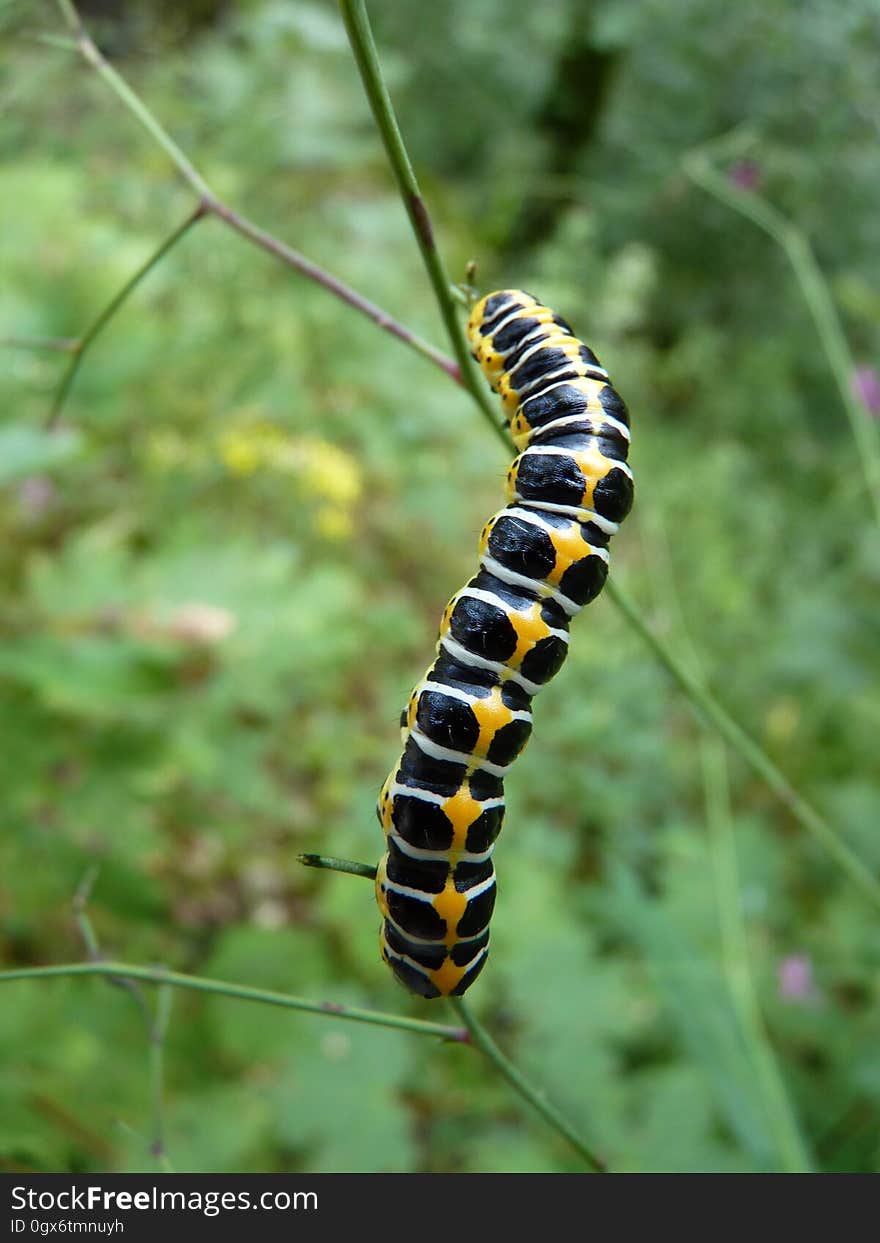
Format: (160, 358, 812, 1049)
(375, 289, 634, 997)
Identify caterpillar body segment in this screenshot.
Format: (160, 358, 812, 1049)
(376, 288, 633, 997)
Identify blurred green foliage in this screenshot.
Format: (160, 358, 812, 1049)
(1, 0, 878, 1173)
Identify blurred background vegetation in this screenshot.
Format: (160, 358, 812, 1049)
(1, 0, 879, 1173)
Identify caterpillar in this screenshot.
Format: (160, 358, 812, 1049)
(375, 289, 634, 998)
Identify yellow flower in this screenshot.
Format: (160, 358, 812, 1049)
(216, 423, 363, 527)
(300, 440, 362, 506)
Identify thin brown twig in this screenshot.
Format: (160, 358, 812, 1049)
(206, 202, 460, 380)
(49, 0, 459, 388)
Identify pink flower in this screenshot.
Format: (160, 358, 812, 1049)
(852, 366, 880, 415)
(728, 160, 761, 191)
(778, 954, 814, 1003)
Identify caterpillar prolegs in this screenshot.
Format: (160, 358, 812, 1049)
(376, 289, 634, 998)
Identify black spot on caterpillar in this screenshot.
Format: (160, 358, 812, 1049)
(376, 289, 634, 997)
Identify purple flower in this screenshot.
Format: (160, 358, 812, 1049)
(728, 160, 761, 191)
(852, 366, 880, 415)
(778, 954, 814, 1003)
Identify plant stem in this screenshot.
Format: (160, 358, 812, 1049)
(0, 962, 469, 1042)
(449, 997, 607, 1172)
(607, 577, 880, 911)
(701, 738, 812, 1173)
(51, 0, 458, 389)
(47, 206, 205, 429)
(206, 204, 460, 380)
(298, 853, 378, 880)
(684, 144, 880, 526)
(338, 0, 504, 446)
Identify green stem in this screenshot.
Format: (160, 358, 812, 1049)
(47, 206, 205, 428)
(298, 853, 378, 880)
(684, 145, 880, 526)
(338, 0, 505, 447)
(701, 738, 812, 1173)
(450, 998, 607, 1172)
(0, 962, 468, 1042)
(607, 577, 880, 911)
